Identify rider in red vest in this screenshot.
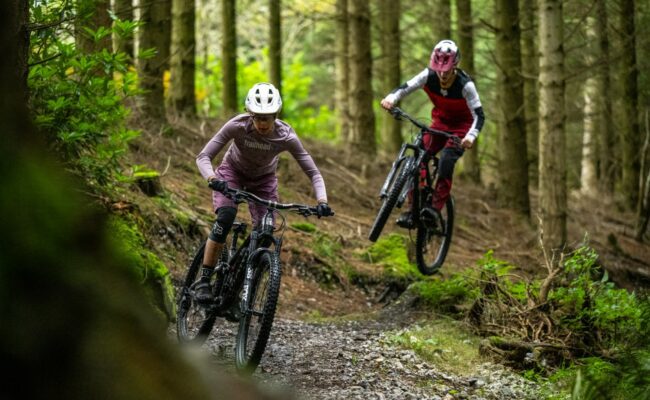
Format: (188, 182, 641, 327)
(381, 39, 485, 228)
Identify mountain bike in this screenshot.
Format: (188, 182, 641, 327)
(368, 107, 456, 275)
(177, 186, 334, 372)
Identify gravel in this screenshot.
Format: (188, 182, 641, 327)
(196, 317, 543, 400)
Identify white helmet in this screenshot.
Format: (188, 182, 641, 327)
(245, 82, 282, 114)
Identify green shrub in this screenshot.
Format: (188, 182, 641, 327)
(28, 7, 141, 189)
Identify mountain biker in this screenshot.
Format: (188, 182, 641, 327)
(380, 39, 485, 228)
(195, 82, 331, 304)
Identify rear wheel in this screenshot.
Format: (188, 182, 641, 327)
(368, 158, 415, 242)
(176, 241, 223, 344)
(415, 197, 454, 275)
(235, 252, 281, 373)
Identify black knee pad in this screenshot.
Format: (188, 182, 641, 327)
(208, 207, 237, 243)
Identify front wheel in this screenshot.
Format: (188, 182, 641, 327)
(415, 197, 454, 275)
(176, 241, 219, 344)
(235, 252, 282, 373)
(368, 158, 415, 242)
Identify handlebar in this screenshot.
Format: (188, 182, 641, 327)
(214, 186, 335, 218)
(389, 107, 456, 141)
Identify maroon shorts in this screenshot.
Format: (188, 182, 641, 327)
(212, 162, 278, 225)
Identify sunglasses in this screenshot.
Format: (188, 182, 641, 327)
(251, 113, 276, 122)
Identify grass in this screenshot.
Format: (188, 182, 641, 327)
(360, 233, 422, 281)
(384, 318, 484, 375)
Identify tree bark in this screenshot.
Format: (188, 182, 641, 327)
(137, 0, 170, 118)
(457, 0, 481, 183)
(580, 12, 600, 197)
(495, 0, 530, 217)
(335, 0, 350, 141)
(432, 0, 451, 40)
(112, 0, 134, 57)
(2, 0, 29, 144)
(269, 0, 282, 95)
(221, 0, 238, 118)
(520, 0, 538, 186)
(170, 0, 196, 116)
(76, 0, 112, 53)
(637, 111, 650, 240)
(348, 0, 376, 156)
(380, 0, 401, 153)
(618, 0, 640, 209)
(596, 0, 615, 192)
(538, 0, 567, 253)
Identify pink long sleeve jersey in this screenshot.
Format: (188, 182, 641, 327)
(196, 114, 327, 202)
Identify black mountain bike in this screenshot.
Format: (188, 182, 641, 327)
(368, 107, 456, 275)
(177, 186, 333, 372)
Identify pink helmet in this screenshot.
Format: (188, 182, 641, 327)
(429, 40, 460, 72)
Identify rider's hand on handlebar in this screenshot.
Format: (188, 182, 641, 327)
(208, 178, 228, 193)
(461, 135, 475, 149)
(380, 98, 394, 111)
(316, 202, 333, 218)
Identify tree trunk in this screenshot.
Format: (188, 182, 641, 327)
(112, 0, 134, 57)
(618, 0, 640, 209)
(170, 0, 196, 116)
(457, 0, 481, 183)
(520, 0, 538, 186)
(269, 0, 282, 95)
(2, 0, 29, 143)
(380, 0, 401, 153)
(137, 0, 170, 118)
(637, 111, 650, 240)
(348, 0, 376, 157)
(221, 0, 238, 118)
(432, 0, 451, 40)
(160, 0, 171, 72)
(596, 0, 615, 192)
(76, 0, 112, 53)
(538, 0, 567, 253)
(580, 12, 600, 197)
(495, 0, 530, 217)
(335, 0, 350, 141)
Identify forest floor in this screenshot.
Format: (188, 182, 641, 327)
(125, 115, 650, 399)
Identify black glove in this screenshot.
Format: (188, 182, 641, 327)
(208, 179, 228, 193)
(316, 202, 332, 218)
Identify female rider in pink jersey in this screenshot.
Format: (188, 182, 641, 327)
(194, 83, 331, 305)
(381, 39, 485, 228)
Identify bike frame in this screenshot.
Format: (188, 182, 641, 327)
(378, 109, 449, 228)
(211, 188, 321, 318)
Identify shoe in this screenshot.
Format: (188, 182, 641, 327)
(396, 211, 414, 229)
(223, 301, 243, 322)
(194, 281, 213, 305)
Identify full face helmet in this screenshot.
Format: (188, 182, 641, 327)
(429, 40, 461, 73)
(244, 82, 282, 115)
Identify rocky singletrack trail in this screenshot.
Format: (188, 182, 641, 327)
(173, 303, 541, 400)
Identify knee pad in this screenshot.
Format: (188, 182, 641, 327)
(208, 207, 237, 243)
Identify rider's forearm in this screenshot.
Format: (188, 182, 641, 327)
(385, 68, 428, 104)
(465, 106, 485, 141)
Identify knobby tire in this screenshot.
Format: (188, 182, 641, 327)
(176, 241, 219, 344)
(415, 197, 454, 275)
(368, 158, 415, 242)
(235, 252, 282, 373)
